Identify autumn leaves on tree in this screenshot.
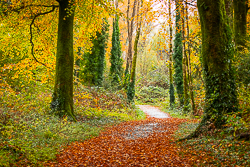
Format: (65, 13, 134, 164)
(1, 0, 249, 139)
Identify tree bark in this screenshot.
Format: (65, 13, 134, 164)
(169, 0, 175, 108)
(127, 0, 142, 102)
(185, 0, 196, 114)
(196, 0, 238, 132)
(233, 0, 248, 49)
(182, 1, 189, 112)
(125, 0, 137, 75)
(180, 0, 238, 140)
(51, 0, 76, 121)
(173, 0, 184, 106)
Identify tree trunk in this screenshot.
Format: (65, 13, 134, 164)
(125, 0, 137, 75)
(233, 0, 248, 49)
(51, 0, 76, 121)
(186, 0, 196, 114)
(196, 0, 238, 132)
(127, 0, 142, 102)
(173, 0, 184, 106)
(182, 1, 189, 112)
(169, 0, 175, 108)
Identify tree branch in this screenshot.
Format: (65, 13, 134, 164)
(29, 5, 57, 67)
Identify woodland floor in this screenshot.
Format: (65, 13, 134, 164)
(45, 105, 193, 166)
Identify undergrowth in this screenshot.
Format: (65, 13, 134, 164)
(0, 84, 143, 166)
(174, 117, 250, 166)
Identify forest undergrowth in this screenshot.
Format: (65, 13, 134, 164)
(0, 84, 144, 166)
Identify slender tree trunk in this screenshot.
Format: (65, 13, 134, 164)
(125, 0, 137, 75)
(169, 0, 175, 108)
(186, 0, 196, 114)
(51, 0, 76, 121)
(127, 0, 142, 102)
(234, 0, 248, 49)
(182, 1, 189, 112)
(192, 0, 238, 135)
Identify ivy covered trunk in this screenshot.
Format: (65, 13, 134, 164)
(127, 0, 142, 102)
(169, 0, 175, 108)
(233, 0, 248, 48)
(173, 0, 184, 106)
(110, 15, 123, 86)
(196, 0, 238, 131)
(51, 0, 76, 121)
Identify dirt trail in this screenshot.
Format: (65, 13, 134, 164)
(46, 105, 191, 166)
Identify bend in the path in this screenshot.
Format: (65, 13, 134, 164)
(137, 105, 171, 119)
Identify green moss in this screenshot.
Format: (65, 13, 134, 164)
(196, 0, 238, 129)
(173, 0, 184, 106)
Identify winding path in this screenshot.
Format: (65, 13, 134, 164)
(46, 105, 191, 166)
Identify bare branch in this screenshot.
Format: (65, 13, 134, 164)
(29, 5, 57, 68)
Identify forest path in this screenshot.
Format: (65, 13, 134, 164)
(47, 105, 191, 166)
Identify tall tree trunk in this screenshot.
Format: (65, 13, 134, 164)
(225, 0, 233, 29)
(234, 0, 248, 49)
(51, 0, 76, 121)
(190, 0, 238, 137)
(127, 0, 142, 102)
(125, 0, 137, 75)
(186, 0, 196, 114)
(182, 1, 189, 112)
(169, 0, 175, 108)
(173, 0, 184, 106)
(110, 14, 123, 86)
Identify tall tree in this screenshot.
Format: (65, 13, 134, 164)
(185, 0, 238, 138)
(110, 1, 123, 86)
(233, 0, 248, 49)
(168, 0, 175, 108)
(51, 0, 76, 121)
(173, 0, 184, 106)
(182, 0, 189, 112)
(185, 0, 196, 114)
(127, 0, 142, 102)
(124, 0, 137, 88)
(80, 20, 109, 86)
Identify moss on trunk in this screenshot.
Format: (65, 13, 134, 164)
(51, 0, 76, 121)
(173, 0, 184, 106)
(234, 0, 248, 48)
(127, 0, 142, 102)
(197, 0, 238, 130)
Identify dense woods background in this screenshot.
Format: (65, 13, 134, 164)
(0, 0, 249, 166)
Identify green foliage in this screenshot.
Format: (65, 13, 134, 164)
(173, 1, 184, 106)
(136, 86, 168, 104)
(110, 16, 123, 87)
(169, 83, 175, 108)
(235, 49, 250, 86)
(80, 19, 109, 86)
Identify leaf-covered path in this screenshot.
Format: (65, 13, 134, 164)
(46, 106, 192, 166)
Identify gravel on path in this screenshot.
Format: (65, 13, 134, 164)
(137, 105, 171, 119)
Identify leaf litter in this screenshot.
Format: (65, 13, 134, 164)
(46, 106, 193, 166)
